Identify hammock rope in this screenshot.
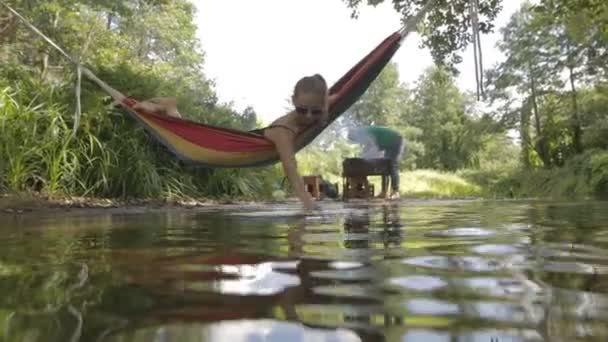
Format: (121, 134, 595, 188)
(470, 0, 485, 100)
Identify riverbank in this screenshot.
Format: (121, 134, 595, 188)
(0, 193, 251, 214)
(3, 151, 607, 215)
(0, 192, 487, 218)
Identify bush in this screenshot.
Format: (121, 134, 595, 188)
(497, 150, 608, 199)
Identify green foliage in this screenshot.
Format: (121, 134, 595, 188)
(349, 62, 410, 126)
(342, 0, 606, 73)
(580, 84, 608, 150)
(342, 0, 504, 69)
(495, 150, 608, 199)
(484, 1, 607, 199)
(410, 66, 491, 171)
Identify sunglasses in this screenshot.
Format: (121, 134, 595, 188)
(295, 106, 324, 116)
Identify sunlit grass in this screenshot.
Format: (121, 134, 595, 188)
(367, 169, 483, 198)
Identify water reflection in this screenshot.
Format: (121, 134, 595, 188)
(0, 200, 608, 341)
(108, 205, 405, 341)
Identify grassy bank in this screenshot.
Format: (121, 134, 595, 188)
(0, 82, 284, 202)
(497, 150, 608, 200)
(319, 150, 608, 200)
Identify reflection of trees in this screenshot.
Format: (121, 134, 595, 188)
(538, 205, 608, 341)
(97, 206, 406, 341)
(0, 260, 101, 342)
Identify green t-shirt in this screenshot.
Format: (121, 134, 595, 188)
(360, 126, 401, 149)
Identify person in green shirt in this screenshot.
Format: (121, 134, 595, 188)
(347, 126, 405, 199)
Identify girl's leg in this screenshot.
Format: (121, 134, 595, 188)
(133, 97, 181, 118)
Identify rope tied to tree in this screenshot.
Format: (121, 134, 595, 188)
(470, 0, 485, 100)
(1, 1, 85, 135)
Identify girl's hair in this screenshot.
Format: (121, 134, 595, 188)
(293, 74, 328, 97)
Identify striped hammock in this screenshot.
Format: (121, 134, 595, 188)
(114, 31, 404, 168)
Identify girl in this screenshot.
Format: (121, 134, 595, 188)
(262, 74, 331, 211)
(133, 74, 332, 211)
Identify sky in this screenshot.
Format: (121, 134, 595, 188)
(193, 0, 527, 124)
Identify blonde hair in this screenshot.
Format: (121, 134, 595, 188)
(293, 74, 328, 97)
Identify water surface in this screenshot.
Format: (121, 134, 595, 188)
(1, 200, 607, 341)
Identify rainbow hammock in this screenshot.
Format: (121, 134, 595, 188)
(3, 1, 428, 168)
(85, 30, 408, 168)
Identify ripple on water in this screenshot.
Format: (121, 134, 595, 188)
(537, 243, 608, 262)
(548, 288, 608, 320)
(110, 320, 361, 342)
(311, 267, 376, 281)
(405, 299, 542, 325)
(179, 263, 301, 296)
(402, 329, 543, 342)
(403, 256, 502, 272)
(312, 284, 381, 300)
(425, 227, 495, 238)
(539, 261, 608, 275)
(465, 301, 542, 325)
(472, 244, 521, 255)
(329, 261, 365, 269)
(458, 277, 531, 298)
(405, 298, 460, 315)
(388, 275, 447, 291)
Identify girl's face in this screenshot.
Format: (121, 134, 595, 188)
(292, 92, 328, 126)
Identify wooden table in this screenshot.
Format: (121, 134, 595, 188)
(342, 158, 391, 201)
(303, 175, 322, 199)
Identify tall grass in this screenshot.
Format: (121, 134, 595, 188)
(0, 81, 281, 201)
(501, 150, 608, 199)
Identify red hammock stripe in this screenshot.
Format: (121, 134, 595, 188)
(140, 112, 274, 153)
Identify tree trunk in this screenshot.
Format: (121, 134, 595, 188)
(568, 66, 582, 153)
(528, 62, 550, 168)
(520, 106, 532, 169)
(529, 70, 541, 139)
(567, 42, 583, 153)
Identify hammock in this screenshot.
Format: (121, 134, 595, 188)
(118, 31, 403, 168)
(82, 30, 407, 168)
(2, 1, 430, 168)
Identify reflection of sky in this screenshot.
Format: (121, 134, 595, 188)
(402, 329, 543, 342)
(213, 263, 300, 296)
(206, 320, 361, 342)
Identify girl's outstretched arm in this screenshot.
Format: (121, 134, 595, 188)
(265, 128, 314, 211)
